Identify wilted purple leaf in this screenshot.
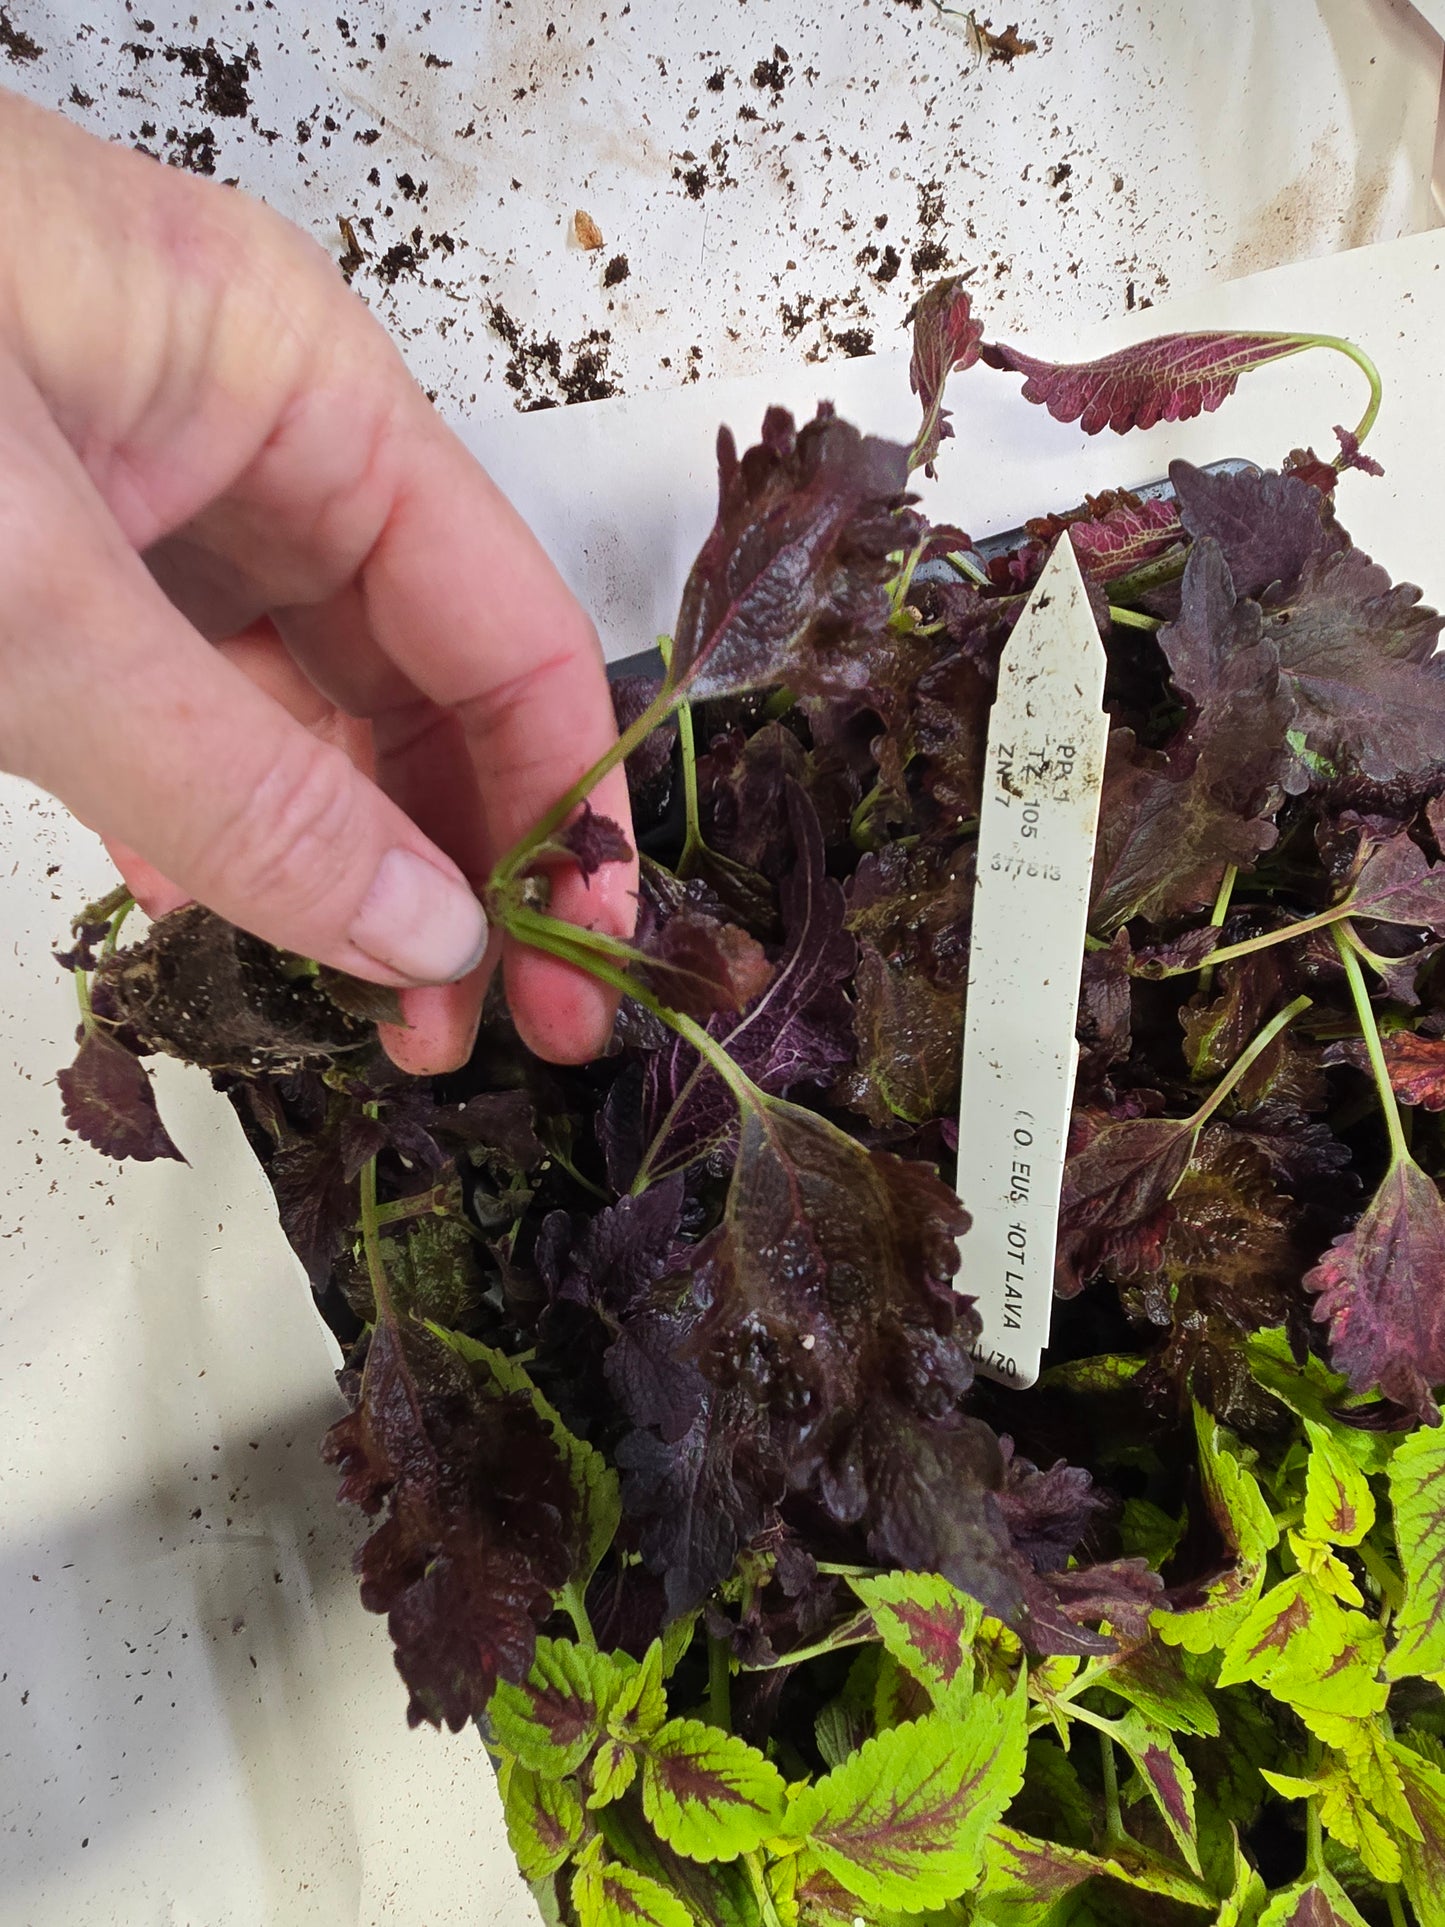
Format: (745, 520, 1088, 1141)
(982, 330, 1316, 436)
(1306, 1156, 1445, 1423)
(638, 910, 774, 1023)
(1325, 1032, 1445, 1111)
(909, 276, 984, 476)
(556, 802, 634, 881)
(57, 1029, 185, 1165)
(1067, 494, 1183, 583)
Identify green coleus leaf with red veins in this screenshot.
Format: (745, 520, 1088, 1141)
(846, 1569, 983, 1705)
(784, 1692, 1028, 1913)
(501, 1761, 587, 1882)
(1102, 1709, 1202, 1875)
(639, 1719, 788, 1863)
(1216, 1570, 1387, 1723)
(1385, 1422, 1445, 1680)
(1263, 1753, 1405, 1885)
(488, 1637, 622, 1775)
(1390, 1735, 1445, 1927)
(1256, 1875, 1371, 1927)
(1304, 1155, 1445, 1425)
(1070, 1634, 1220, 1738)
(1154, 1409, 1278, 1657)
(980, 329, 1324, 435)
(570, 1836, 694, 1927)
(1301, 1419, 1375, 1549)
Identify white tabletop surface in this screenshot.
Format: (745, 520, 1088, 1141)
(3, 5, 1445, 1923)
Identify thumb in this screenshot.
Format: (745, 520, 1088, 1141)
(3, 468, 488, 992)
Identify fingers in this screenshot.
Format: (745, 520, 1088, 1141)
(0, 372, 488, 997)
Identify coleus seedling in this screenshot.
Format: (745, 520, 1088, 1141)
(54, 279, 1445, 1925)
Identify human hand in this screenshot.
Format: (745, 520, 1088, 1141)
(0, 88, 635, 1074)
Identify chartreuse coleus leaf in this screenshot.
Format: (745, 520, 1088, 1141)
(489, 1637, 625, 1775)
(570, 1834, 694, 1927)
(1245, 1330, 1396, 1476)
(1385, 1421, 1445, 1680)
(429, 1327, 621, 1624)
(638, 1718, 788, 1863)
(845, 1569, 983, 1706)
(980, 1825, 1212, 1909)
(1255, 1873, 1371, 1927)
(1214, 1827, 1268, 1927)
(1068, 1706, 1201, 1876)
(608, 1639, 668, 1745)
(1216, 1571, 1387, 1722)
(499, 1757, 586, 1881)
(783, 1686, 1028, 1913)
(1062, 1633, 1220, 1738)
(1301, 1420, 1376, 1549)
(1263, 1755, 1404, 1885)
(1154, 1408, 1278, 1656)
(595, 1796, 758, 1927)
(1390, 1733, 1445, 1927)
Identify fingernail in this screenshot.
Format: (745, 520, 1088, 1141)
(349, 848, 489, 985)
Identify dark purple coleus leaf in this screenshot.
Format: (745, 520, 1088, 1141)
(1335, 825, 1445, 933)
(54, 916, 113, 975)
(556, 802, 634, 881)
(682, 1097, 1018, 1619)
(670, 405, 916, 703)
(1325, 1031, 1445, 1110)
(638, 911, 774, 1023)
(1264, 546, 1445, 785)
(1055, 1113, 1197, 1297)
(612, 674, 677, 826)
(982, 330, 1317, 435)
(322, 1312, 577, 1729)
(834, 842, 973, 1127)
(908, 275, 984, 476)
(634, 787, 854, 1182)
(1076, 931, 1132, 1099)
(998, 1445, 1109, 1575)
(1306, 1156, 1445, 1423)
(1090, 542, 1293, 930)
(1169, 460, 1343, 602)
(57, 1028, 186, 1165)
(1018, 1559, 1163, 1655)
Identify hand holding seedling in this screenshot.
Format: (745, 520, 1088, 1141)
(0, 89, 636, 1073)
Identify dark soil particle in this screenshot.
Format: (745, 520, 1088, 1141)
(163, 39, 256, 119)
(1048, 162, 1073, 188)
(680, 165, 708, 201)
(487, 304, 620, 409)
(872, 244, 902, 284)
(69, 83, 94, 107)
(167, 125, 218, 175)
(831, 327, 874, 357)
(0, 8, 42, 61)
(375, 241, 420, 285)
(706, 68, 726, 90)
(603, 254, 630, 288)
(751, 46, 792, 96)
(911, 238, 948, 276)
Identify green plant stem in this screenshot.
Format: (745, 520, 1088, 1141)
(1314, 333, 1383, 450)
(707, 1633, 731, 1728)
(493, 681, 678, 888)
(743, 1851, 786, 1927)
(1186, 994, 1311, 1131)
(102, 895, 136, 957)
(1199, 864, 1238, 997)
(889, 535, 928, 611)
(948, 549, 991, 587)
(1386, 1889, 1408, 1927)
(74, 964, 95, 1032)
(1107, 605, 1162, 631)
(1156, 898, 1363, 978)
(762, 684, 796, 721)
(358, 1151, 396, 1322)
(1098, 1727, 1126, 1846)
(1333, 924, 1409, 1167)
(675, 691, 705, 878)
(559, 1582, 598, 1652)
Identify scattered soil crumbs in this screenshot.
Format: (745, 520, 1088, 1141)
(375, 241, 420, 285)
(974, 20, 1038, 63)
(603, 254, 631, 288)
(162, 39, 256, 119)
(166, 125, 218, 175)
(751, 46, 792, 96)
(0, 7, 42, 61)
(487, 305, 620, 409)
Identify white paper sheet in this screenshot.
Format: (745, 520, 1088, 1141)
(5, 225, 1445, 1927)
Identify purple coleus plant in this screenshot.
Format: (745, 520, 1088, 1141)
(54, 284, 1445, 1926)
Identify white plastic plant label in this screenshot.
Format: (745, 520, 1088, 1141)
(955, 535, 1108, 1388)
